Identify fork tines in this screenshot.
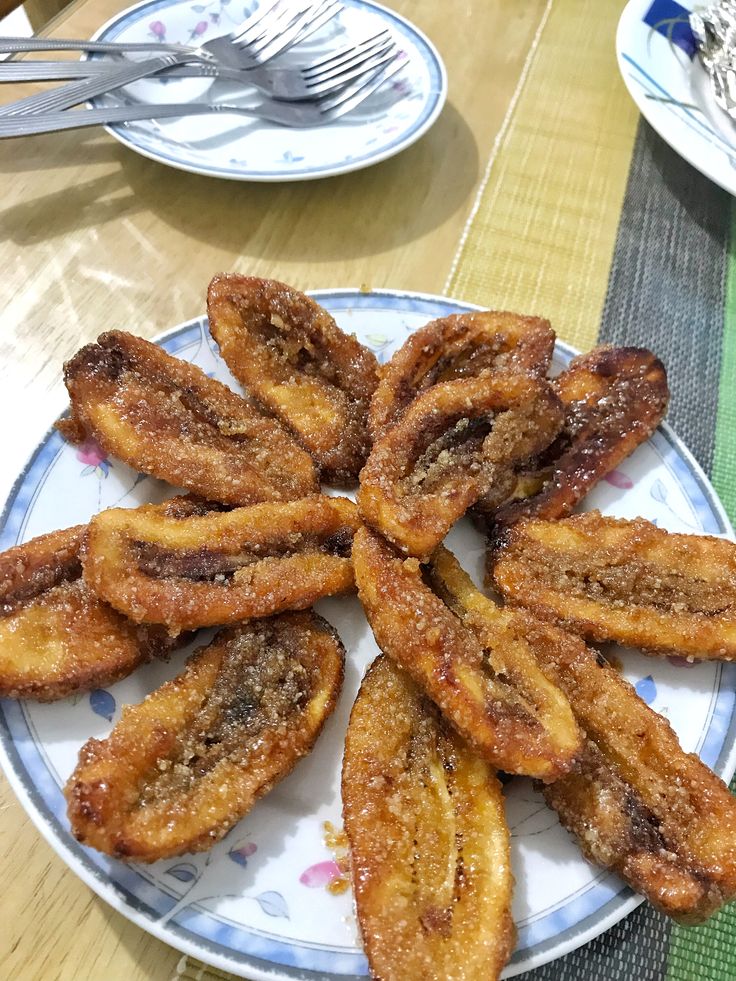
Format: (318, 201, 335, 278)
(242, 0, 343, 63)
(305, 29, 392, 76)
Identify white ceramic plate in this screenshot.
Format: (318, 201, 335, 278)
(617, 0, 736, 196)
(87, 0, 446, 181)
(2, 289, 735, 980)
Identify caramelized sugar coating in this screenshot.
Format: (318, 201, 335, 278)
(538, 641, 736, 921)
(358, 372, 563, 561)
(480, 346, 669, 531)
(207, 275, 379, 484)
(0, 525, 174, 701)
(543, 738, 734, 924)
(493, 511, 736, 660)
(153, 494, 235, 519)
(436, 559, 736, 922)
(369, 310, 555, 442)
(66, 612, 344, 861)
(352, 527, 580, 780)
(343, 655, 515, 981)
(58, 330, 318, 506)
(83, 495, 361, 633)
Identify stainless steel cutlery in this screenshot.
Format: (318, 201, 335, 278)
(0, 0, 343, 117)
(0, 54, 406, 137)
(0, 0, 410, 138)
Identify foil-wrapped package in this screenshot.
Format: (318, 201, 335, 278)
(691, 1, 736, 116)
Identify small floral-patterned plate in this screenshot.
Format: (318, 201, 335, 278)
(617, 0, 736, 196)
(1, 289, 735, 980)
(86, 0, 446, 181)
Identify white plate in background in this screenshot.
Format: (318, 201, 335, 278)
(88, 0, 446, 181)
(617, 0, 736, 195)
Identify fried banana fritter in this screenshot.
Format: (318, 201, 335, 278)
(358, 372, 563, 561)
(207, 275, 379, 484)
(368, 310, 555, 442)
(66, 611, 344, 861)
(543, 737, 736, 924)
(479, 346, 669, 531)
(83, 495, 361, 633)
(58, 330, 318, 506)
(0, 525, 174, 701)
(541, 646, 736, 922)
(492, 511, 736, 660)
(353, 527, 580, 779)
(343, 655, 515, 981)
(434, 559, 736, 922)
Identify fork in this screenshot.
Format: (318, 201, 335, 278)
(0, 54, 406, 138)
(0, 0, 342, 118)
(0, 32, 396, 102)
(0, 37, 193, 55)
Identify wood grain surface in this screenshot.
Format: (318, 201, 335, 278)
(0, 1, 555, 978)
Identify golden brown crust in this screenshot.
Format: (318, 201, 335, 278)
(358, 372, 563, 561)
(207, 275, 379, 484)
(542, 739, 729, 923)
(59, 330, 318, 506)
(82, 495, 361, 633)
(481, 346, 669, 531)
(342, 654, 515, 981)
(153, 494, 236, 519)
(368, 311, 555, 442)
(352, 527, 580, 779)
(492, 511, 736, 659)
(536, 632, 736, 921)
(416, 547, 736, 921)
(0, 526, 174, 701)
(66, 611, 344, 861)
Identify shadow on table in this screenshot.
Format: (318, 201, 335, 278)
(0, 129, 122, 174)
(122, 101, 478, 260)
(0, 138, 146, 246)
(0, 101, 477, 257)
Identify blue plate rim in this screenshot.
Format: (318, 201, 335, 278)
(1, 287, 734, 980)
(88, 0, 448, 182)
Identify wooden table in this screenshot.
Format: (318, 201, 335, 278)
(0, 2, 644, 979)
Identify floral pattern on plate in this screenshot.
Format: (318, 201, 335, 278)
(87, 0, 447, 181)
(1, 290, 735, 981)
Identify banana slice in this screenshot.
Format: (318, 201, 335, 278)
(82, 495, 360, 633)
(479, 345, 669, 531)
(0, 524, 174, 701)
(492, 511, 736, 660)
(368, 310, 554, 441)
(353, 526, 580, 779)
(66, 611, 344, 861)
(207, 275, 379, 485)
(59, 330, 318, 506)
(343, 654, 515, 981)
(358, 372, 563, 561)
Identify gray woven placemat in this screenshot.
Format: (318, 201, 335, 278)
(180, 119, 735, 981)
(515, 118, 732, 981)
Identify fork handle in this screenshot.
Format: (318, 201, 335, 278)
(0, 52, 191, 117)
(0, 102, 257, 137)
(0, 61, 128, 82)
(0, 61, 213, 82)
(0, 36, 189, 54)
